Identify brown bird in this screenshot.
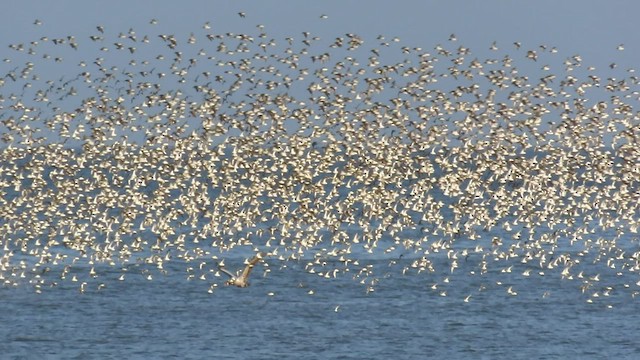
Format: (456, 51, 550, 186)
(218, 253, 263, 287)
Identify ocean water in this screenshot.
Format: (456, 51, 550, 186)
(2, 252, 639, 360)
(1, 164, 639, 359)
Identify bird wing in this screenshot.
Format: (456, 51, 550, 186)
(238, 253, 263, 281)
(217, 263, 236, 279)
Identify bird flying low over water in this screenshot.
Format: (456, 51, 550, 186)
(218, 253, 264, 287)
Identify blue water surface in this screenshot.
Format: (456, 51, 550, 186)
(2, 256, 639, 360)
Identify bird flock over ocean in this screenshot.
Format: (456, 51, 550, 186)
(0, 15, 639, 303)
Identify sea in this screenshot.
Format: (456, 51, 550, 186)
(1, 238, 639, 359)
(1, 149, 639, 359)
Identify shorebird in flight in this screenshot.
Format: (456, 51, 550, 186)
(218, 253, 263, 287)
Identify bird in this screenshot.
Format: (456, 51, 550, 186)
(0, 16, 637, 305)
(218, 253, 264, 287)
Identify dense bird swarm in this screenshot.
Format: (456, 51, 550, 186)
(0, 18, 639, 301)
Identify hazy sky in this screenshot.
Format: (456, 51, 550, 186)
(1, 1, 638, 146)
(2, 0, 637, 67)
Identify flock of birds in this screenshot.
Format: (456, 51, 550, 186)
(0, 16, 639, 304)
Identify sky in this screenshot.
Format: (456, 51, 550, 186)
(1, 0, 639, 147)
(0, 0, 640, 57)
(3, 0, 638, 68)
